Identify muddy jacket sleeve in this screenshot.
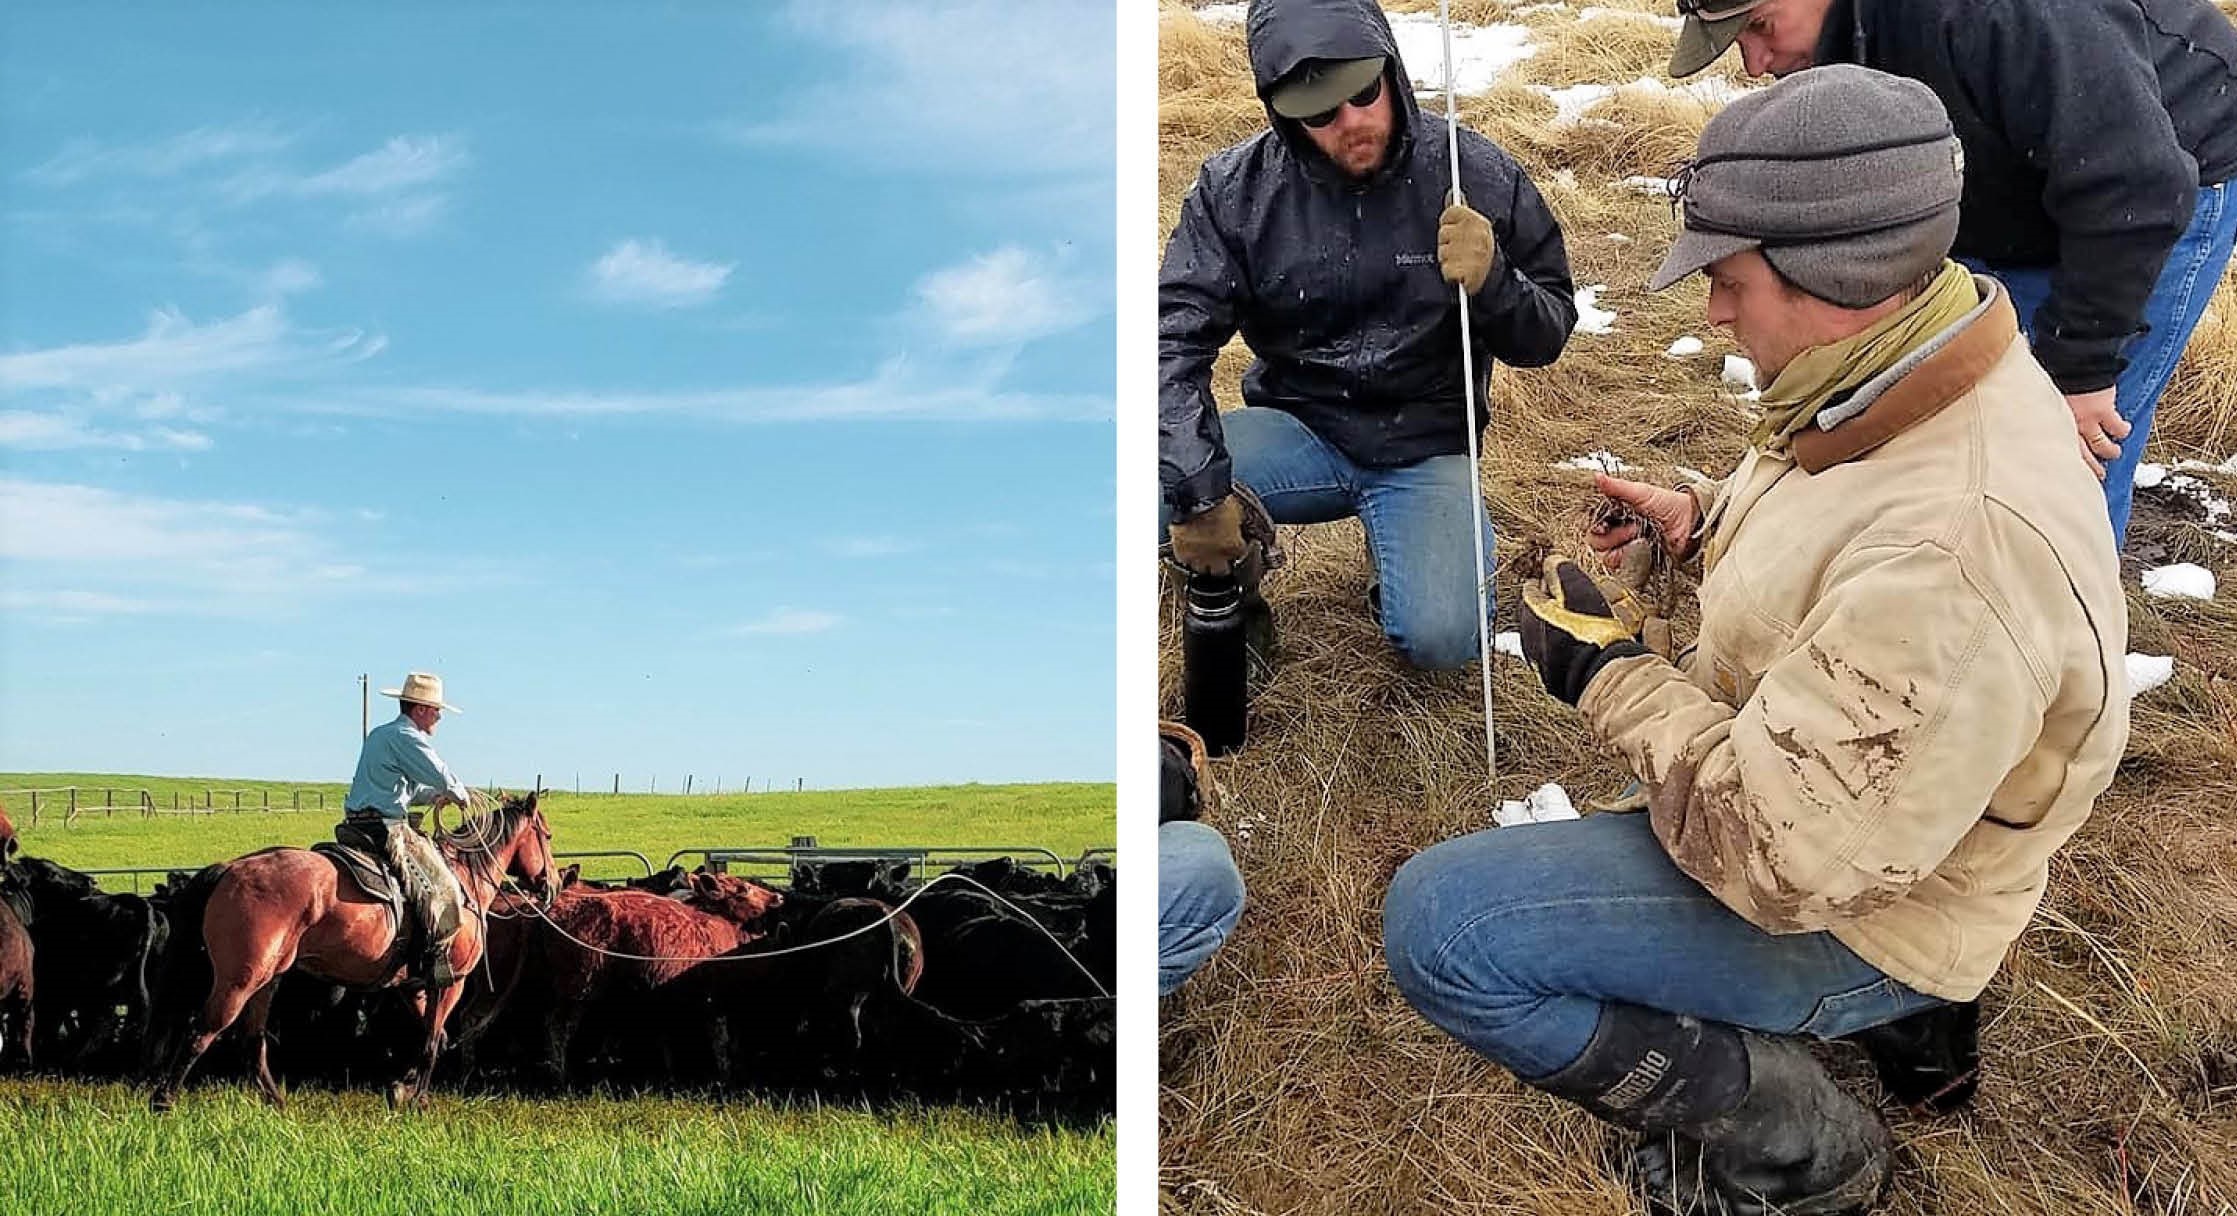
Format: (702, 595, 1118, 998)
(1964, 0, 2197, 394)
(1464, 147, 1576, 369)
(1160, 168, 1246, 520)
(1577, 540, 2048, 933)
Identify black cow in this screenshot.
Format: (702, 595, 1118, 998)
(14, 858, 168, 1075)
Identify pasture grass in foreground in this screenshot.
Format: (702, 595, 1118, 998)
(0, 775, 1114, 885)
(0, 1081, 1114, 1215)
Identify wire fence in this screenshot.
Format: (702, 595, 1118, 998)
(0, 786, 335, 828)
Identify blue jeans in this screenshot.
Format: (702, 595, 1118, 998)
(1219, 406, 1493, 670)
(1160, 821, 1245, 996)
(1966, 181, 2237, 548)
(1382, 813, 1946, 1080)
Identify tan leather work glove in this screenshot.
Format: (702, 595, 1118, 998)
(1169, 495, 1249, 575)
(1438, 202, 1496, 295)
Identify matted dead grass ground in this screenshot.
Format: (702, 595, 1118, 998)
(1157, 2, 2237, 1212)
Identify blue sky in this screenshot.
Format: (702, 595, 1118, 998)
(0, 3, 1116, 789)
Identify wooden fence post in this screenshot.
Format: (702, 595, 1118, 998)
(27, 790, 36, 827)
(67, 787, 77, 826)
(104, 788, 113, 817)
(613, 774, 620, 795)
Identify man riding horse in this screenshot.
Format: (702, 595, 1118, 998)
(342, 672, 473, 987)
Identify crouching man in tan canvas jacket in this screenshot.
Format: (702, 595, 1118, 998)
(1383, 65, 2128, 1216)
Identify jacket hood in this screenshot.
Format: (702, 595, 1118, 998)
(1246, 0, 1419, 182)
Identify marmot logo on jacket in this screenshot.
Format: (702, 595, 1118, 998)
(1395, 251, 1437, 267)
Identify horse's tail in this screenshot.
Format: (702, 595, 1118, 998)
(144, 864, 225, 1075)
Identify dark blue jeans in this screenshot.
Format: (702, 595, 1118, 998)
(1966, 181, 2237, 547)
(1160, 821, 1245, 997)
(1383, 813, 1946, 1080)
(1168, 406, 1494, 671)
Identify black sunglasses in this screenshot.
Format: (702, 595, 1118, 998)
(1298, 75, 1383, 129)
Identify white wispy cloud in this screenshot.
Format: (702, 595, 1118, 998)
(295, 135, 465, 196)
(0, 411, 212, 452)
(914, 246, 1094, 346)
(261, 258, 323, 298)
(588, 239, 734, 308)
(723, 0, 1112, 176)
(340, 355, 1109, 423)
(0, 304, 384, 452)
(224, 133, 466, 200)
(727, 608, 842, 636)
(29, 126, 467, 240)
(830, 536, 913, 558)
(0, 479, 387, 620)
(24, 122, 295, 186)
(0, 305, 382, 393)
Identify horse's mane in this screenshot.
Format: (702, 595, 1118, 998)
(440, 792, 538, 856)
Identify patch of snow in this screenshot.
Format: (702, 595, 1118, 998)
(1195, 3, 1247, 22)
(1722, 355, 1758, 391)
(2142, 562, 2217, 601)
(1387, 13, 1538, 95)
(1578, 6, 1685, 30)
(1557, 450, 1633, 472)
(1620, 175, 1678, 198)
(1538, 82, 1615, 126)
(2134, 462, 2169, 489)
(1619, 74, 1752, 107)
(1574, 284, 1617, 335)
(1551, 169, 1581, 190)
(2174, 454, 2237, 476)
(2216, 529, 2237, 545)
(1495, 782, 1581, 828)
(1606, 232, 1631, 243)
(2126, 653, 2175, 697)
(1666, 336, 1704, 358)
(2166, 474, 2234, 525)
(1493, 630, 1525, 659)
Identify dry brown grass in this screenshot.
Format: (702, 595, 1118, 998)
(1158, 4, 2237, 1213)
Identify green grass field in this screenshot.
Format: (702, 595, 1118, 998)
(0, 1083, 1114, 1215)
(0, 773, 1115, 887)
(0, 776, 1118, 1213)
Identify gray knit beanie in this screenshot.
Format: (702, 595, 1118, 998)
(1649, 64, 1965, 308)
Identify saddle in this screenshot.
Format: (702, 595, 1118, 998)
(310, 841, 408, 936)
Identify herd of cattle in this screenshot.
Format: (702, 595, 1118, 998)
(0, 814, 1114, 1121)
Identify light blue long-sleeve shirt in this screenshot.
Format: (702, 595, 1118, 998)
(346, 714, 470, 820)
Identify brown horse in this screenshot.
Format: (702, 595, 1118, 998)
(148, 791, 557, 1112)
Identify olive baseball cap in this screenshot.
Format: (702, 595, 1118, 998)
(1671, 0, 1764, 78)
(1269, 56, 1386, 119)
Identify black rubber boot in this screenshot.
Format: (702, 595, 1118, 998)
(1844, 1001, 1979, 1114)
(1530, 1004, 1893, 1216)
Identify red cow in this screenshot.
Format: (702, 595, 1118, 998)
(0, 895, 31, 1070)
(512, 887, 750, 1086)
(0, 803, 17, 860)
(678, 872, 784, 938)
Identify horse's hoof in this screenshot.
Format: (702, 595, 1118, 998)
(386, 1082, 410, 1110)
(149, 1092, 174, 1114)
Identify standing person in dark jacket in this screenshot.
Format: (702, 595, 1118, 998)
(1669, 0, 2237, 548)
(1161, 0, 1577, 671)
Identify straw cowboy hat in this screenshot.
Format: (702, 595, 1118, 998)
(380, 671, 461, 713)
